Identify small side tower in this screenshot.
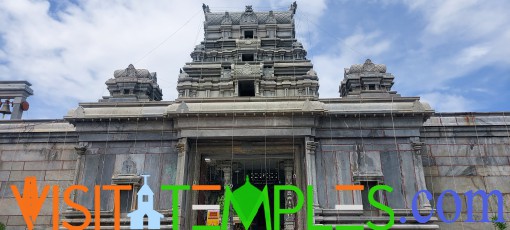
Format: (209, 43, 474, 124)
(102, 64, 163, 102)
(339, 59, 399, 98)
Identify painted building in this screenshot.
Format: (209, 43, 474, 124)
(0, 3, 509, 230)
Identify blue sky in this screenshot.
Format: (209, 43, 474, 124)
(1, 0, 509, 119)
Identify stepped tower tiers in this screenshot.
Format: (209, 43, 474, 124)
(177, 3, 319, 100)
(339, 59, 399, 98)
(101, 64, 163, 102)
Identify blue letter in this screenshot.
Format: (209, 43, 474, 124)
(437, 190, 461, 223)
(412, 190, 434, 223)
(465, 190, 504, 223)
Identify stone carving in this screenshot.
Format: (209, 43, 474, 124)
(221, 12, 232, 25)
(282, 160, 295, 229)
(75, 142, 89, 156)
(74, 106, 85, 118)
(234, 63, 261, 76)
(122, 157, 137, 174)
(339, 59, 395, 97)
(411, 140, 425, 155)
(289, 1, 297, 14)
(176, 102, 189, 113)
(352, 144, 383, 178)
(114, 64, 152, 79)
(306, 68, 317, 76)
(202, 3, 210, 13)
(177, 5, 318, 99)
(305, 141, 317, 153)
(240, 6, 258, 24)
(267, 11, 277, 24)
(347, 59, 386, 74)
(178, 69, 189, 79)
(104, 64, 163, 101)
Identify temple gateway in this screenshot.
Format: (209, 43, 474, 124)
(0, 3, 509, 230)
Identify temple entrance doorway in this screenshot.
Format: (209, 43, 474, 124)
(191, 139, 301, 230)
(198, 157, 287, 229)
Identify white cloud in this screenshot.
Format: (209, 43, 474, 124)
(455, 45, 490, 66)
(400, 0, 510, 77)
(0, 0, 328, 118)
(420, 92, 475, 112)
(265, 0, 327, 50)
(312, 30, 392, 98)
(388, 0, 510, 111)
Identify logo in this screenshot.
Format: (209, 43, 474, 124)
(11, 175, 506, 229)
(127, 175, 163, 229)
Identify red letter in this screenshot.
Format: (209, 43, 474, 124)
(103, 185, 131, 230)
(63, 185, 91, 229)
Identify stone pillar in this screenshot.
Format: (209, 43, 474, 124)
(72, 143, 88, 202)
(175, 138, 189, 229)
(234, 80, 238, 96)
(283, 160, 296, 230)
(304, 137, 319, 207)
(411, 139, 431, 209)
(255, 81, 260, 96)
(218, 161, 233, 229)
(219, 161, 232, 188)
(10, 97, 24, 120)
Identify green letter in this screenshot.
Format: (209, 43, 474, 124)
(367, 185, 394, 230)
(222, 177, 272, 230)
(274, 185, 304, 230)
(307, 186, 333, 230)
(161, 185, 190, 230)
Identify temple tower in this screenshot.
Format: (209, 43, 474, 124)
(177, 3, 319, 99)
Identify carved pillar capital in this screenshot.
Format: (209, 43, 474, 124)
(218, 161, 233, 188)
(176, 141, 187, 154)
(411, 141, 425, 155)
(74, 142, 89, 157)
(306, 141, 318, 154)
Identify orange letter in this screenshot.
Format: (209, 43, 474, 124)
(94, 185, 101, 230)
(11, 177, 49, 230)
(62, 185, 91, 229)
(53, 185, 60, 230)
(103, 185, 131, 230)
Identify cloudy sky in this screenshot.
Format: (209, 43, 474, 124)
(1, 0, 509, 119)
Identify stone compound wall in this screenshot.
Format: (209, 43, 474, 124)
(313, 114, 436, 228)
(67, 119, 179, 228)
(0, 120, 77, 229)
(0, 118, 179, 229)
(422, 113, 510, 229)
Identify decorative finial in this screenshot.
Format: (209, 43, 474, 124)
(202, 3, 210, 13)
(290, 1, 297, 14)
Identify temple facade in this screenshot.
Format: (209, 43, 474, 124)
(0, 3, 509, 230)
